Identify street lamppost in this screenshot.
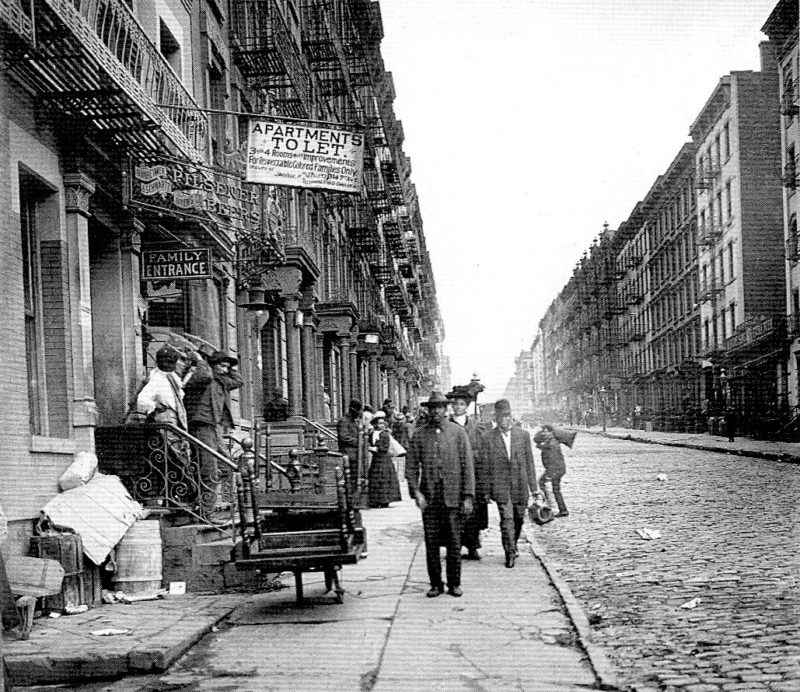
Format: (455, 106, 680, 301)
(599, 386, 607, 432)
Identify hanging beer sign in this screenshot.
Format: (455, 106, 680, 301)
(127, 154, 265, 236)
(246, 118, 364, 193)
(141, 247, 212, 280)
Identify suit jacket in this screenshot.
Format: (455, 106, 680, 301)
(406, 420, 475, 508)
(451, 415, 491, 499)
(487, 426, 537, 506)
(337, 413, 360, 457)
(184, 360, 243, 430)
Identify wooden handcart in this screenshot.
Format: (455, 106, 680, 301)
(234, 443, 366, 605)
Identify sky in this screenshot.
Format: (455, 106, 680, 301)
(377, 0, 781, 399)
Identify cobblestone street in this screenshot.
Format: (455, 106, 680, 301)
(533, 433, 800, 691)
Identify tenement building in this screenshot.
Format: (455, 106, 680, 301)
(763, 0, 800, 411)
(0, 0, 443, 550)
(690, 46, 785, 427)
(615, 143, 701, 429)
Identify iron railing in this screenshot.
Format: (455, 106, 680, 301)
(41, 0, 209, 160)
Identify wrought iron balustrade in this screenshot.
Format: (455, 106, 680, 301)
(95, 423, 242, 526)
(35, 0, 209, 160)
(1, 0, 34, 43)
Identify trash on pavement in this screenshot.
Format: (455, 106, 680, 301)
(656, 474, 668, 481)
(635, 528, 662, 540)
(64, 604, 89, 615)
(41, 474, 145, 565)
(101, 589, 117, 604)
(168, 581, 186, 595)
(90, 628, 131, 636)
(48, 612, 61, 618)
(680, 597, 701, 609)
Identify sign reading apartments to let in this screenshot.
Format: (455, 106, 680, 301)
(246, 118, 365, 193)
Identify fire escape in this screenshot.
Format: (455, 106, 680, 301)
(1, 0, 208, 162)
(230, 0, 312, 118)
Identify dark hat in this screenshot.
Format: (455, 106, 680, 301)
(446, 386, 473, 403)
(348, 399, 363, 412)
(494, 399, 512, 415)
(209, 350, 238, 366)
(420, 391, 449, 407)
(155, 344, 180, 364)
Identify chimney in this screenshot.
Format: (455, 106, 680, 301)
(759, 40, 778, 74)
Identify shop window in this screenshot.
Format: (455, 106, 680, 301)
(146, 282, 189, 332)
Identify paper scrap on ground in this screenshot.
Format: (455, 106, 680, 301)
(90, 628, 131, 636)
(656, 474, 668, 481)
(680, 597, 701, 609)
(635, 528, 662, 540)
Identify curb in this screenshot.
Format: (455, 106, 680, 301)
(584, 429, 800, 464)
(523, 526, 624, 692)
(3, 600, 245, 687)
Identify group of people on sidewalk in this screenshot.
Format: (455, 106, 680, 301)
(403, 390, 572, 599)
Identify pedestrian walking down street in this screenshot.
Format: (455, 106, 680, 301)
(183, 350, 243, 516)
(406, 391, 475, 597)
(367, 411, 401, 508)
(486, 399, 537, 568)
(448, 387, 489, 561)
(337, 399, 363, 493)
(533, 425, 570, 518)
(724, 407, 737, 443)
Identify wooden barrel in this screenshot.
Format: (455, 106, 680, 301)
(112, 520, 162, 595)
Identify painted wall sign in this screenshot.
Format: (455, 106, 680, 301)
(141, 248, 212, 280)
(128, 154, 265, 235)
(246, 118, 364, 193)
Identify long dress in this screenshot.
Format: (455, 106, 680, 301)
(367, 429, 401, 507)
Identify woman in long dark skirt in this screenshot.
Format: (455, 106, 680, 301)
(367, 411, 401, 508)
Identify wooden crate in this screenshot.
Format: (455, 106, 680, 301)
(30, 534, 102, 611)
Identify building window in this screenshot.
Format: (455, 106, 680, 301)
(728, 241, 734, 278)
(714, 133, 721, 170)
(718, 250, 725, 284)
(725, 180, 732, 220)
(20, 182, 46, 434)
(722, 122, 730, 161)
(729, 302, 736, 333)
(159, 19, 182, 77)
(704, 319, 710, 349)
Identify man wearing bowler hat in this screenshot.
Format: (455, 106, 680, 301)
(406, 391, 475, 598)
(486, 399, 537, 568)
(184, 349, 244, 515)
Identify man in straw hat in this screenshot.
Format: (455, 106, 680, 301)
(485, 399, 537, 568)
(406, 391, 475, 598)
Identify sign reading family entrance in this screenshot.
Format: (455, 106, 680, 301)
(141, 248, 212, 281)
(246, 118, 364, 193)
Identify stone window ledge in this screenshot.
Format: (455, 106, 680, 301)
(30, 436, 76, 454)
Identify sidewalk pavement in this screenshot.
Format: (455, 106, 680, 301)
(582, 425, 800, 463)
(2, 591, 255, 687)
(4, 489, 616, 690)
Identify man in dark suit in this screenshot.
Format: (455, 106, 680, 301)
(337, 399, 363, 493)
(406, 391, 475, 598)
(184, 350, 243, 515)
(448, 386, 489, 560)
(486, 399, 537, 568)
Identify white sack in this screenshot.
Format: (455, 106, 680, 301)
(58, 451, 98, 491)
